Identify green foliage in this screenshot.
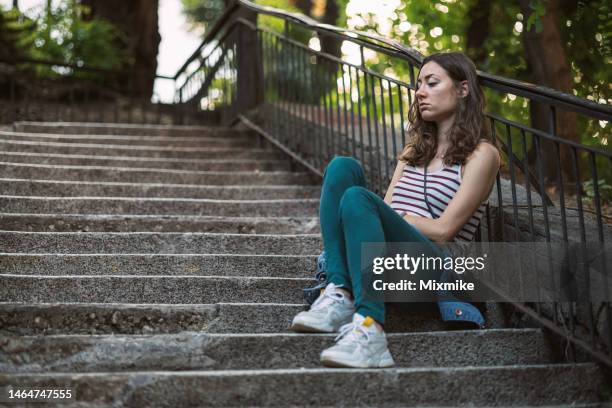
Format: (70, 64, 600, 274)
(255, 0, 302, 35)
(181, 0, 225, 32)
(347, 0, 609, 147)
(0, 7, 36, 60)
(526, 0, 546, 33)
(582, 179, 612, 206)
(33, 1, 125, 72)
(2, 1, 126, 76)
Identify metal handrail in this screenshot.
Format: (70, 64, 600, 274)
(175, 2, 612, 369)
(175, 0, 611, 120)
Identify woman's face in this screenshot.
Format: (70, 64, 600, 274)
(415, 61, 465, 122)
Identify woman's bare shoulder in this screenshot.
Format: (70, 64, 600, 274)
(468, 140, 501, 166)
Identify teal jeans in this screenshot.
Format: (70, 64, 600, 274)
(320, 156, 451, 325)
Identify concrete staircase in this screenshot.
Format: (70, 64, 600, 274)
(0, 121, 605, 407)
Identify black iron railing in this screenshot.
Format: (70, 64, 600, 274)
(171, 0, 612, 367)
(1, 0, 611, 368)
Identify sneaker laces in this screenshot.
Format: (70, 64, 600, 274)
(334, 321, 370, 344)
(310, 284, 346, 311)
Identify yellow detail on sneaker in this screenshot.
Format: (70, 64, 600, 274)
(362, 316, 375, 327)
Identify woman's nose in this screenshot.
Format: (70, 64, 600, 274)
(415, 86, 426, 99)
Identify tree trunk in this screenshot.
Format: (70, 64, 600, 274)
(12, 0, 19, 10)
(465, 0, 491, 66)
(81, 0, 160, 99)
(319, 0, 341, 61)
(292, 0, 313, 16)
(519, 0, 578, 189)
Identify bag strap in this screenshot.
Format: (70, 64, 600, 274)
(423, 162, 439, 219)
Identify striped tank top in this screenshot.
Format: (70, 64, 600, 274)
(390, 162, 486, 242)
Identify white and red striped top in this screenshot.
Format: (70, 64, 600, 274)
(390, 162, 486, 242)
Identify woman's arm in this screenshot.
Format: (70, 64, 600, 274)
(403, 142, 501, 243)
(384, 160, 407, 205)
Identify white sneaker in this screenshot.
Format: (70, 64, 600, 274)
(291, 283, 355, 333)
(320, 313, 395, 368)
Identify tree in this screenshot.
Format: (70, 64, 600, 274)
(348, 0, 609, 184)
(519, 0, 578, 184)
(0, 6, 32, 64)
(465, 0, 491, 65)
(81, 0, 161, 99)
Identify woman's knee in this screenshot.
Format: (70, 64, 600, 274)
(339, 186, 373, 217)
(324, 156, 363, 184)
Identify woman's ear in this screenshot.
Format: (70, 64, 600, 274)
(459, 80, 469, 98)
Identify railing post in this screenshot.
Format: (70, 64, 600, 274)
(234, 6, 264, 120)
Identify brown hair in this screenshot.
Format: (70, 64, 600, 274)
(399, 52, 494, 166)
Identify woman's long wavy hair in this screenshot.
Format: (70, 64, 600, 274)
(399, 52, 494, 166)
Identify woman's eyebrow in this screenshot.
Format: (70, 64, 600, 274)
(417, 74, 437, 83)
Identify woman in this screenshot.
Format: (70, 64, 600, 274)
(290, 52, 501, 368)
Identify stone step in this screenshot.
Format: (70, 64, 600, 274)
(13, 121, 242, 137)
(0, 254, 316, 277)
(0, 179, 321, 199)
(0, 151, 292, 171)
(0, 302, 457, 335)
(0, 196, 319, 217)
(0, 162, 315, 185)
(0, 329, 551, 373)
(0, 364, 601, 406)
(0, 139, 285, 159)
(0, 133, 255, 147)
(0, 214, 320, 233)
(0, 232, 322, 254)
(0, 275, 309, 303)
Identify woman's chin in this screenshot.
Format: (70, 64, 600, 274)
(420, 111, 437, 121)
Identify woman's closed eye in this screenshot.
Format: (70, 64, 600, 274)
(417, 81, 438, 90)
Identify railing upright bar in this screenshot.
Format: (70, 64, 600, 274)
(379, 77, 391, 186)
(388, 82, 398, 161)
(303, 44, 311, 160)
(315, 45, 326, 167)
(588, 153, 605, 243)
(355, 67, 366, 167)
(504, 123, 525, 299)
(491, 120, 504, 242)
(571, 146, 596, 348)
(505, 124, 521, 239)
(287, 39, 296, 151)
(331, 61, 343, 155)
(360, 46, 375, 189)
(590, 153, 612, 356)
(301, 43, 310, 157)
(307, 49, 319, 169)
(272, 34, 281, 138)
(369, 69, 382, 193)
(320, 54, 332, 161)
(520, 129, 541, 313)
(284, 22, 295, 149)
(280, 36, 290, 146)
(398, 84, 407, 150)
(348, 65, 357, 159)
(327, 58, 339, 160)
(340, 64, 351, 156)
